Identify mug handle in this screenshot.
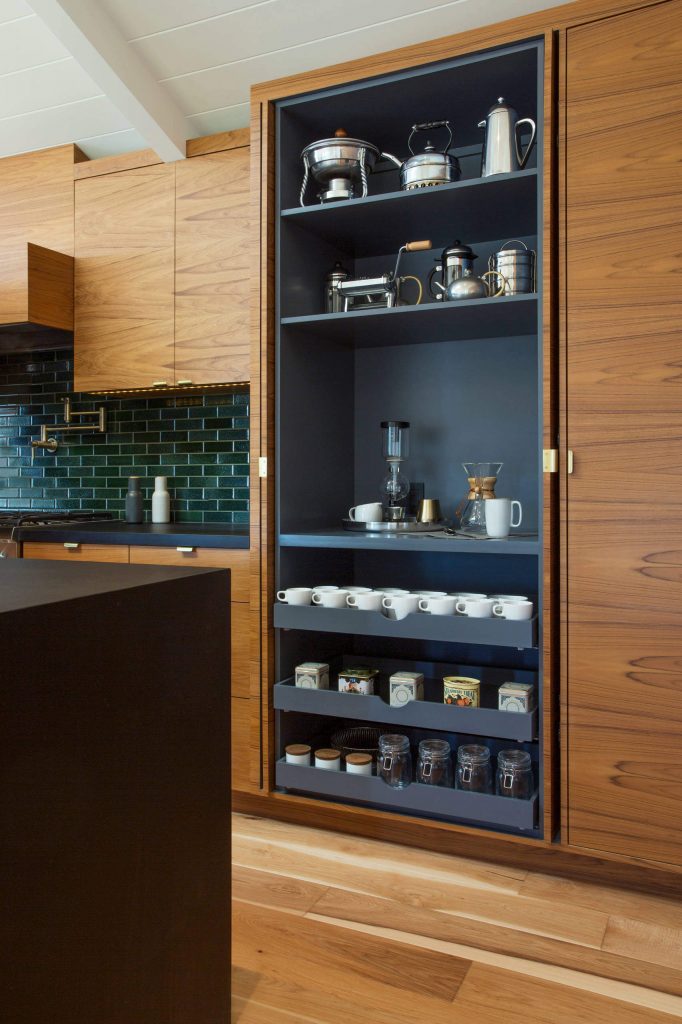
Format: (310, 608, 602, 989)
(492, 602, 505, 617)
(511, 500, 523, 528)
(348, 506, 357, 521)
(418, 598, 430, 612)
(312, 593, 323, 605)
(455, 600, 467, 614)
(382, 597, 394, 609)
(277, 590, 287, 602)
(347, 595, 357, 607)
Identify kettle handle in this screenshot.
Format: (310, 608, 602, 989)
(481, 270, 507, 298)
(408, 120, 453, 155)
(515, 118, 536, 169)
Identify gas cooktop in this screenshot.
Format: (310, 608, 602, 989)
(0, 510, 114, 531)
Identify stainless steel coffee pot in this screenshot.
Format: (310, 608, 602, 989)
(428, 241, 476, 299)
(382, 121, 461, 190)
(478, 98, 536, 177)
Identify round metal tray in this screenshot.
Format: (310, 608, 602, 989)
(342, 518, 445, 533)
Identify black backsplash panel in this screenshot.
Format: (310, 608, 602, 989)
(0, 349, 249, 523)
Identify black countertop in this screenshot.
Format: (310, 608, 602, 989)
(0, 558, 226, 614)
(15, 520, 249, 549)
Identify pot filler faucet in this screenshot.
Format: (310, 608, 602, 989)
(30, 397, 106, 462)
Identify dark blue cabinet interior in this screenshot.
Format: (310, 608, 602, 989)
(273, 37, 546, 839)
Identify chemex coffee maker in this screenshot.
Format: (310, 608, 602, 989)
(456, 461, 503, 536)
(325, 240, 431, 313)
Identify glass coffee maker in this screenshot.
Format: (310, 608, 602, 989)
(380, 421, 410, 518)
(457, 461, 503, 536)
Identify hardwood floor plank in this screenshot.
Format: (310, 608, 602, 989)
(233, 865, 327, 913)
(603, 916, 682, 971)
(232, 900, 471, 1021)
(453, 963, 681, 1023)
(308, 886, 682, 998)
(520, 871, 682, 930)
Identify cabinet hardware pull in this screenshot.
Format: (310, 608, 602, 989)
(567, 449, 574, 474)
(176, 546, 195, 553)
(258, 456, 268, 478)
(542, 449, 558, 473)
(64, 542, 80, 550)
(151, 381, 168, 387)
(176, 379, 193, 385)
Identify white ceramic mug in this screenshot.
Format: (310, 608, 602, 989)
(382, 594, 421, 620)
(277, 587, 313, 605)
(347, 590, 384, 612)
(489, 594, 528, 602)
(493, 599, 533, 620)
(312, 585, 339, 594)
(345, 585, 372, 594)
(312, 589, 349, 608)
(413, 590, 447, 601)
(485, 498, 523, 538)
(450, 592, 487, 613)
(418, 595, 457, 615)
(348, 502, 383, 523)
(455, 597, 495, 618)
(376, 587, 410, 596)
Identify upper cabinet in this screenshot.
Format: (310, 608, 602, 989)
(175, 147, 251, 385)
(75, 164, 175, 391)
(74, 136, 251, 392)
(0, 145, 77, 329)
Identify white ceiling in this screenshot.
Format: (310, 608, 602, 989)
(0, 0, 565, 159)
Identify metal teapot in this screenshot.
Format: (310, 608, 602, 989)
(434, 269, 506, 301)
(382, 121, 461, 190)
(478, 98, 536, 177)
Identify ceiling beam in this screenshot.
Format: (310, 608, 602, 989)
(28, 0, 190, 161)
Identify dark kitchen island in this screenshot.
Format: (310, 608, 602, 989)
(0, 559, 231, 1024)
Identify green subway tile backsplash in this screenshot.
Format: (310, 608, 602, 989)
(0, 349, 249, 523)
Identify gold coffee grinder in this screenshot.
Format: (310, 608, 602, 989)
(457, 461, 503, 536)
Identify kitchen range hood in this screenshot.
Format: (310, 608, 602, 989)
(0, 242, 73, 351)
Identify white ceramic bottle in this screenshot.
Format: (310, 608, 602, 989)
(151, 476, 170, 523)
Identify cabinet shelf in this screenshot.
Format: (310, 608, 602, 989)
(280, 170, 537, 255)
(279, 529, 539, 554)
(273, 604, 537, 649)
(276, 760, 538, 832)
(274, 678, 537, 741)
(281, 294, 537, 346)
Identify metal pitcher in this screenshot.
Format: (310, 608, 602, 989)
(478, 98, 536, 177)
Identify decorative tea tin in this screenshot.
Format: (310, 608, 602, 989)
(498, 681, 535, 712)
(338, 666, 379, 695)
(443, 676, 480, 707)
(295, 661, 330, 689)
(389, 670, 425, 706)
(285, 743, 311, 766)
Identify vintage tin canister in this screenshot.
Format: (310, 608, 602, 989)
(338, 666, 379, 695)
(295, 661, 330, 689)
(389, 671, 425, 706)
(498, 681, 535, 712)
(443, 676, 480, 707)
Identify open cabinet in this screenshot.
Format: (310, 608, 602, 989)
(254, 33, 558, 847)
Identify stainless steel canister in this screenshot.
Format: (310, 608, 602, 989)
(324, 261, 351, 312)
(488, 239, 536, 294)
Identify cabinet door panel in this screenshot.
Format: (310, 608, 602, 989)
(565, 0, 682, 866)
(75, 165, 175, 391)
(175, 148, 250, 385)
(22, 542, 128, 563)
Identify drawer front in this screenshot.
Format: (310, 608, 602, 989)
(129, 545, 249, 602)
(22, 541, 129, 563)
(232, 696, 259, 793)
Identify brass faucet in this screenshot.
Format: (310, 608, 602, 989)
(30, 397, 107, 463)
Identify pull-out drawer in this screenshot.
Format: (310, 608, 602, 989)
(129, 545, 249, 602)
(22, 541, 129, 563)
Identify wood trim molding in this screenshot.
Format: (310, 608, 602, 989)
(186, 128, 250, 158)
(74, 148, 162, 179)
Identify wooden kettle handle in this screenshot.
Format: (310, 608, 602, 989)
(405, 240, 432, 252)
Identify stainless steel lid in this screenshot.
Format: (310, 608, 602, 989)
(440, 241, 477, 261)
(301, 135, 381, 160)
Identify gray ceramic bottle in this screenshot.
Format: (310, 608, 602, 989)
(125, 475, 143, 523)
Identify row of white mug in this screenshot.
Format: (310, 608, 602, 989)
(276, 585, 533, 620)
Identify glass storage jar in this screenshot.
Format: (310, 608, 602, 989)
(378, 734, 412, 789)
(455, 744, 493, 794)
(416, 738, 453, 787)
(496, 749, 534, 799)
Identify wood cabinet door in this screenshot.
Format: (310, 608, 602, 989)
(565, 0, 682, 866)
(0, 145, 75, 325)
(74, 164, 175, 391)
(174, 148, 251, 385)
(22, 542, 129, 563)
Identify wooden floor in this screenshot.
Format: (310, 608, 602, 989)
(232, 813, 682, 1022)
